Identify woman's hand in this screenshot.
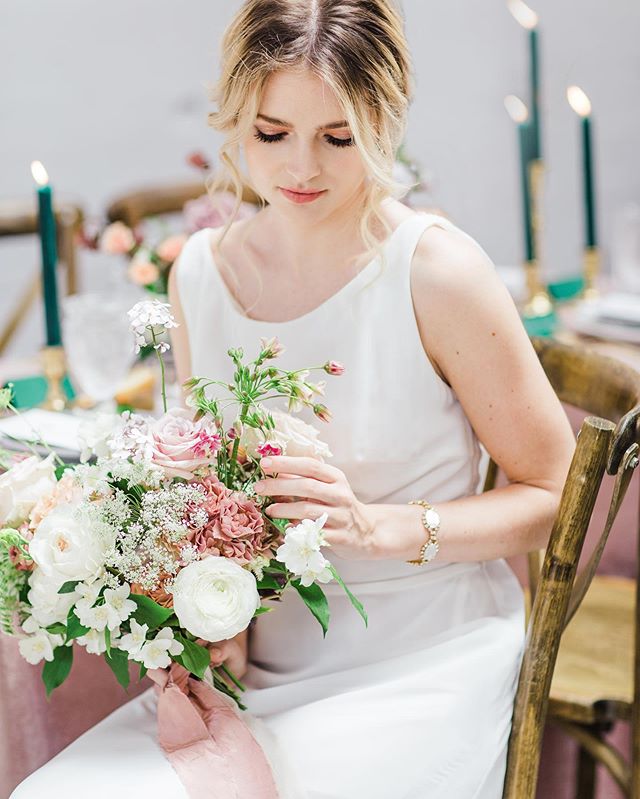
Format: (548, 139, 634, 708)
(197, 629, 249, 680)
(253, 455, 376, 560)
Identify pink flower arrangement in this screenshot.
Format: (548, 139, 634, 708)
(127, 259, 160, 286)
(156, 234, 188, 263)
(99, 221, 136, 255)
(183, 192, 257, 235)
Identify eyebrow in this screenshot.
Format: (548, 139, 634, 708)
(256, 113, 349, 130)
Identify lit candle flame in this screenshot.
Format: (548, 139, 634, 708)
(507, 0, 538, 29)
(30, 160, 49, 186)
(504, 95, 529, 124)
(566, 85, 591, 117)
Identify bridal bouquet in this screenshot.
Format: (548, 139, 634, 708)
(0, 300, 366, 711)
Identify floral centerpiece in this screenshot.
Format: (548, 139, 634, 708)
(0, 300, 365, 713)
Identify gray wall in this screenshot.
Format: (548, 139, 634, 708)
(1, 1, 638, 355)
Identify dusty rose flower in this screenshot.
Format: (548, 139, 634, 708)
(183, 192, 257, 234)
(127, 259, 160, 286)
(188, 477, 267, 564)
(100, 221, 136, 254)
(130, 578, 175, 609)
(324, 360, 345, 375)
(149, 408, 221, 480)
(29, 473, 82, 529)
(156, 234, 188, 263)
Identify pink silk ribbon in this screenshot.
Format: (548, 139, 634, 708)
(147, 662, 281, 799)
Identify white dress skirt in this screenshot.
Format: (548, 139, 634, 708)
(10, 211, 527, 797)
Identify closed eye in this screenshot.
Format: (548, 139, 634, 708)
(253, 128, 354, 148)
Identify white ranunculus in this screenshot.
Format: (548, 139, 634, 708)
(27, 569, 78, 627)
(275, 513, 333, 587)
(29, 503, 110, 583)
(171, 557, 260, 642)
(0, 454, 57, 527)
(240, 407, 332, 460)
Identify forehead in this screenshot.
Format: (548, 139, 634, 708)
(258, 68, 346, 126)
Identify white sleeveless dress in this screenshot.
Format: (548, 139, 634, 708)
(10, 212, 525, 799)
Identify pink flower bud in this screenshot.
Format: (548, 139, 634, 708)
(99, 221, 136, 255)
(156, 234, 188, 263)
(259, 336, 285, 359)
(313, 403, 332, 423)
(324, 360, 345, 376)
(187, 151, 211, 171)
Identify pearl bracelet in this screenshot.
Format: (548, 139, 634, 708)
(406, 499, 440, 565)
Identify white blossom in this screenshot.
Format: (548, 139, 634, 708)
(19, 631, 57, 664)
(102, 583, 137, 626)
(127, 300, 178, 354)
(117, 618, 149, 658)
(137, 628, 183, 670)
(76, 626, 121, 655)
(275, 513, 334, 587)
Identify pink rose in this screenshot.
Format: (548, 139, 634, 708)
(156, 234, 188, 263)
(149, 409, 221, 479)
(188, 476, 268, 564)
(127, 259, 160, 286)
(183, 192, 257, 234)
(99, 221, 136, 254)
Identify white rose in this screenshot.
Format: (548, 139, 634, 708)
(29, 503, 110, 583)
(170, 557, 260, 642)
(240, 408, 332, 460)
(27, 568, 78, 627)
(78, 412, 125, 463)
(0, 454, 57, 527)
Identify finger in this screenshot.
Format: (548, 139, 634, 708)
(266, 501, 330, 521)
(255, 477, 341, 504)
(260, 456, 340, 482)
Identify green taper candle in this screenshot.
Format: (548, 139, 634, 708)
(31, 161, 62, 346)
(505, 95, 534, 262)
(507, 2, 542, 158)
(567, 86, 597, 248)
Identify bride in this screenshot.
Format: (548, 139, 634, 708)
(11, 1, 576, 797)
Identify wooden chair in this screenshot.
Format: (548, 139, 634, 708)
(105, 179, 261, 229)
(495, 336, 640, 798)
(0, 200, 83, 354)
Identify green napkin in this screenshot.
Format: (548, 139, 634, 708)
(5, 375, 76, 409)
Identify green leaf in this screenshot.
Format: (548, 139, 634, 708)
(42, 645, 73, 697)
(328, 565, 368, 628)
(54, 465, 72, 481)
(291, 579, 330, 637)
(105, 648, 130, 691)
(65, 607, 90, 641)
(174, 635, 210, 679)
(256, 574, 281, 590)
(130, 594, 174, 630)
(139, 662, 148, 680)
(58, 580, 80, 594)
(104, 626, 111, 657)
(45, 622, 67, 635)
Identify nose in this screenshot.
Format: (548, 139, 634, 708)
(285, 140, 321, 185)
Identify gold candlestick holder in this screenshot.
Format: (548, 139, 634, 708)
(581, 245, 600, 301)
(523, 159, 553, 318)
(40, 345, 71, 412)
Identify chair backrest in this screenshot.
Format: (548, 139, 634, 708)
(105, 179, 261, 229)
(499, 336, 640, 798)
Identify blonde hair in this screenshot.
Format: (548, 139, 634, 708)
(206, 0, 417, 315)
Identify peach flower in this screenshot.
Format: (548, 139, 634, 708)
(99, 221, 136, 254)
(156, 234, 188, 263)
(29, 473, 81, 529)
(127, 259, 160, 286)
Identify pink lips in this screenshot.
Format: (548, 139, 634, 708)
(279, 187, 326, 204)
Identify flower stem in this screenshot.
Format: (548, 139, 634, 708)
(150, 329, 167, 413)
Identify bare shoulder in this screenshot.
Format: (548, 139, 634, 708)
(409, 220, 510, 386)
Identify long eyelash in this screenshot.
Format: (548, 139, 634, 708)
(253, 129, 354, 148)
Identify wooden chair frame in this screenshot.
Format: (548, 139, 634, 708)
(497, 336, 640, 798)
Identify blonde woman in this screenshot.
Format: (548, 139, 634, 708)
(10, 1, 576, 797)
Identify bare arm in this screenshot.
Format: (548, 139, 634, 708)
(167, 257, 193, 405)
(367, 224, 576, 562)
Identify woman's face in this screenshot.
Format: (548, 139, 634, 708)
(243, 68, 368, 223)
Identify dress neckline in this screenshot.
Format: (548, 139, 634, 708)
(203, 213, 425, 326)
